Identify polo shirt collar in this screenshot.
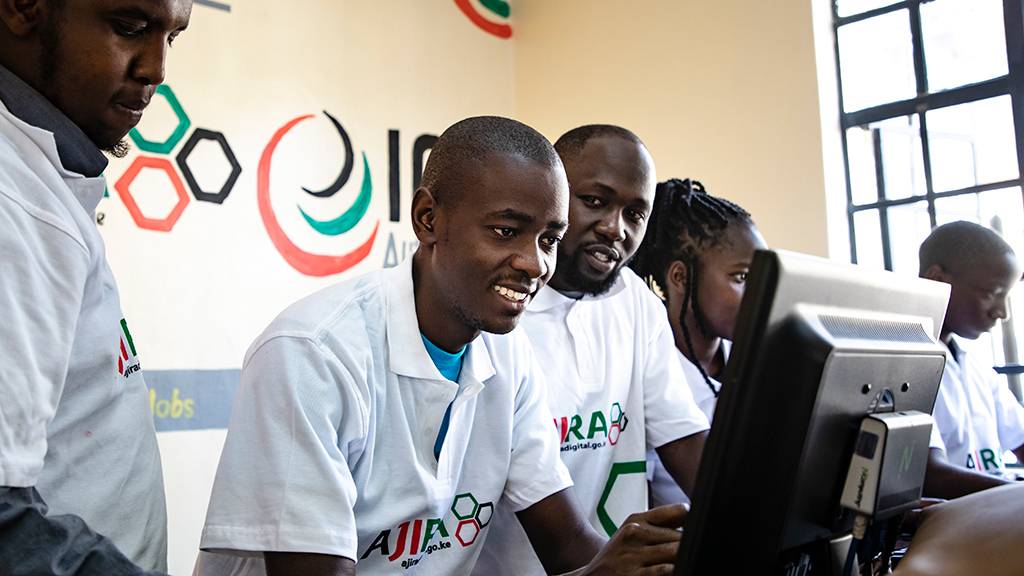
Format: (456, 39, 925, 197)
(384, 256, 495, 383)
(0, 64, 108, 178)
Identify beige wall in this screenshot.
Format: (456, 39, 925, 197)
(514, 0, 836, 257)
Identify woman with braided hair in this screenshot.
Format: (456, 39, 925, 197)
(629, 178, 766, 507)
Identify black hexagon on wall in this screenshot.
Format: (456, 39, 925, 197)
(176, 128, 242, 204)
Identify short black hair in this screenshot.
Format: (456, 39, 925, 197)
(553, 124, 644, 164)
(629, 178, 754, 396)
(420, 116, 561, 207)
(919, 220, 1014, 277)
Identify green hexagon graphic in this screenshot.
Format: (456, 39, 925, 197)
(451, 493, 479, 520)
(129, 85, 191, 154)
(611, 402, 623, 424)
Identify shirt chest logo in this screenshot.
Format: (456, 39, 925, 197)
(117, 319, 141, 377)
(554, 402, 629, 452)
(359, 492, 494, 567)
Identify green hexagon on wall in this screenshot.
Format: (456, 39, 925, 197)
(129, 85, 191, 154)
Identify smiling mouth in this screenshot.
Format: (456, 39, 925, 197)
(494, 285, 528, 302)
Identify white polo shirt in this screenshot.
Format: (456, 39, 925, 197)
(0, 102, 167, 569)
(930, 336, 1024, 477)
(473, 269, 709, 576)
(197, 257, 572, 576)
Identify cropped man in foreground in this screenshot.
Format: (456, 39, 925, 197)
(197, 116, 686, 576)
(0, 0, 192, 573)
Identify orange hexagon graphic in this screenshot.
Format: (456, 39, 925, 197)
(115, 156, 190, 232)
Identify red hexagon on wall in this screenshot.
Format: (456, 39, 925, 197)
(115, 156, 189, 232)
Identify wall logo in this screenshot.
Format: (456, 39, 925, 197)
(360, 492, 493, 567)
(112, 85, 241, 232)
(117, 319, 141, 377)
(454, 0, 511, 39)
(257, 112, 379, 277)
(554, 402, 629, 452)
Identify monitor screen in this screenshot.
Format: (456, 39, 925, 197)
(674, 249, 950, 576)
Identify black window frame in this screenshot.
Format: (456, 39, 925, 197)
(833, 0, 1024, 268)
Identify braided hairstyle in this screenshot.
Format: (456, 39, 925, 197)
(629, 178, 753, 396)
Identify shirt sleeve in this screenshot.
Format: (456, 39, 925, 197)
(200, 333, 368, 561)
(0, 189, 87, 488)
(639, 290, 711, 449)
(501, 341, 573, 512)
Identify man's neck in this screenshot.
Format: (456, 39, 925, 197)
(0, 63, 107, 177)
(411, 251, 477, 354)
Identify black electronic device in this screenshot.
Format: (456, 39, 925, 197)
(673, 249, 950, 576)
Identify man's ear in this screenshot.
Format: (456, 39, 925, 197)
(923, 263, 952, 283)
(0, 0, 43, 37)
(411, 187, 439, 246)
(667, 260, 689, 296)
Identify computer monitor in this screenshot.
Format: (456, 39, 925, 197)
(674, 249, 950, 576)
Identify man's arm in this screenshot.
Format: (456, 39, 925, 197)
(264, 552, 355, 576)
(517, 488, 686, 576)
(923, 447, 1009, 499)
(0, 487, 161, 576)
(654, 431, 708, 497)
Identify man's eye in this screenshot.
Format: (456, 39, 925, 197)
(493, 227, 515, 237)
(115, 21, 146, 37)
(541, 236, 561, 248)
(581, 196, 604, 207)
(626, 210, 645, 223)
(733, 272, 748, 283)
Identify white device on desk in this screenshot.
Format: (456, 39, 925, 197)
(840, 410, 934, 519)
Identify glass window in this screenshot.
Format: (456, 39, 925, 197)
(875, 115, 927, 200)
(838, 10, 917, 112)
(886, 201, 932, 275)
(927, 96, 1019, 192)
(921, 0, 1008, 92)
(853, 209, 886, 269)
(846, 126, 881, 205)
(837, 0, 901, 18)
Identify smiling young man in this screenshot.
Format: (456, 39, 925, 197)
(919, 221, 1024, 499)
(0, 0, 191, 574)
(473, 125, 710, 576)
(196, 117, 687, 576)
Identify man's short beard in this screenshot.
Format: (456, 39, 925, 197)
(104, 139, 132, 159)
(559, 244, 625, 297)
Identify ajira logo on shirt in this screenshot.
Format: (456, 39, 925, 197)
(117, 319, 141, 377)
(360, 492, 494, 567)
(965, 447, 1004, 472)
(554, 402, 629, 450)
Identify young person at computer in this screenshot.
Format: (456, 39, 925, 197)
(194, 116, 686, 576)
(472, 126, 710, 576)
(919, 220, 1024, 499)
(627, 178, 766, 507)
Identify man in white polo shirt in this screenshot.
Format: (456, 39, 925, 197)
(474, 125, 710, 576)
(919, 221, 1024, 499)
(0, 0, 192, 574)
(197, 116, 687, 576)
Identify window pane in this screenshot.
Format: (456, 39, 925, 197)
(926, 95, 1019, 192)
(853, 209, 885, 269)
(921, 0, 1008, 92)
(838, 11, 917, 112)
(886, 201, 932, 275)
(874, 115, 927, 200)
(846, 126, 880, 205)
(837, 0, 900, 18)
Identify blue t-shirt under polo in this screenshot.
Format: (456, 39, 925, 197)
(421, 335, 465, 460)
